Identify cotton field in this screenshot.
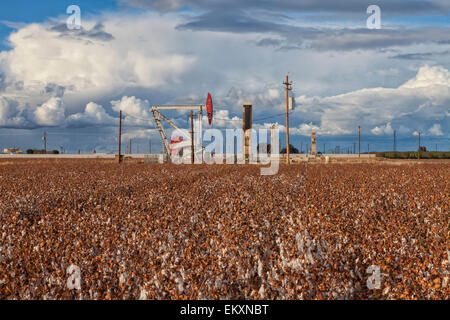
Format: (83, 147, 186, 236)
(0, 160, 448, 299)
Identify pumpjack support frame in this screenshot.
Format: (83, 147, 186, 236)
(151, 105, 204, 161)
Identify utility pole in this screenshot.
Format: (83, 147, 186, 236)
(417, 130, 422, 160)
(190, 110, 194, 164)
(118, 110, 122, 163)
(129, 138, 132, 154)
(323, 143, 326, 154)
(43, 131, 47, 153)
(393, 130, 397, 152)
(149, 139, 152, 154)
(358, 126, 361, 158)
(283, 75, 292, 164)
(353, 142, 356, 154)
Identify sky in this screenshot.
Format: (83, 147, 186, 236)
(0, 0, 449, 153)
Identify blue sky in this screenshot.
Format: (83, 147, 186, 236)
(0, 0, 449, 153)
(0, 0, 117, 20)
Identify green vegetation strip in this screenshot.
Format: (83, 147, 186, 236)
(375, 152, 450, 159)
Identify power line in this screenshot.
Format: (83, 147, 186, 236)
(254, 112, 288, 122)
(123, 111, 193, 127)
(213, 117, 241, 122)
(393, 130, 397, 152)
(214, 111, 290, 123)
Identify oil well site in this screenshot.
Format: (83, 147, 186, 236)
(0, 86, 449, 300)
(1, 74, 449, 302)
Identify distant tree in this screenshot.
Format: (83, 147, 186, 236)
(29, 149, 59, 154)
(280, 144, 299, 154)
(257, 143, 271, 154)
(419, 146, 427, 152)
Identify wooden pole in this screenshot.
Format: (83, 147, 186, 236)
(286, 75, 289, 164)
(358, 126, 361, 158)
(118, 110, 122, 163)
(418, 131, 421, 160)
(283, 75, 292, 164)
(191, 111, 195, 164)
(43, 131, 47, 153)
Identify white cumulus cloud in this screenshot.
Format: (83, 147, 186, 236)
(66, 102, 116, 127)
(111, 96, 150, 118)
(371, 122, 394, 135)
(34, 97, 65, 126)
(293, 65, 450, 136)
(428, 123, 443, 136)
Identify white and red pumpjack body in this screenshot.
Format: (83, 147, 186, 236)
(151, 93, 214, 160)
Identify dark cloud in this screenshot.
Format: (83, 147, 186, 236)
(309, 27, 450, 51)
(43, 83, 65, 98)
(121, 0, 449, 15)
(391, 53, 434, 60)
(0, 97, 31, 128)
(49, 22, 114, 41)
(253, 26, 450, 51)
(14, 81, 24, 91)
(252, 26, 450, 52)
(176, 11, 292, 33)
(256, 38, 283, 47)
(0, 73, 6, 91)
(171, 7, 450, 52)
(120, 0, 186, 11)
(122, 0, 450, 52)
(390, 50, 450, 60)
(0, 73, 24, 92)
